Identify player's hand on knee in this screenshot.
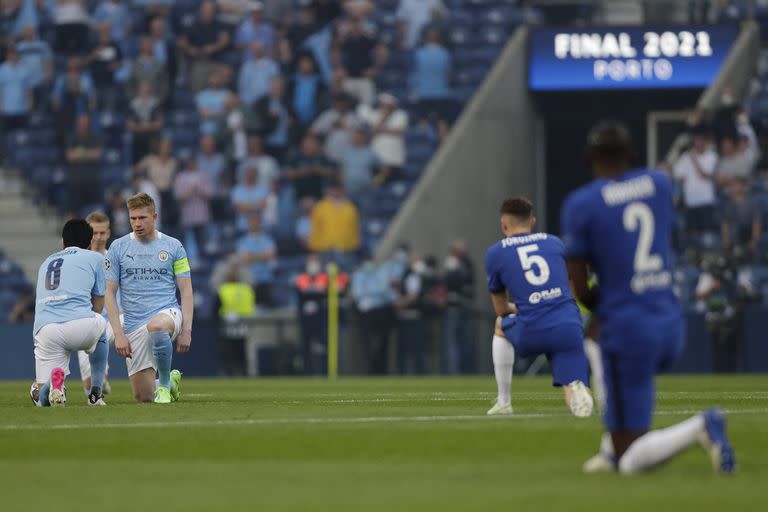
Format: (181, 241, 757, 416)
(115, 333, 132, 358)
(176, 329, 192, 353)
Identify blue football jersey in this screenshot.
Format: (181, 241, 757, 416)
(485, 232, 581, 329)
(33, 247, 105, 334)
(105, 232, 191, 333)
(560, 169, 681, 326)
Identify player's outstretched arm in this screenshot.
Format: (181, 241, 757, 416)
(106, 280, 131, 358)
(176, 276, 194, 353)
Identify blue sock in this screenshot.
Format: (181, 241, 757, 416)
(39, 381, 51, 407)
(88, 332, 108, 392)
(151, 331, 172, 388)
(155, 378, 175, 393)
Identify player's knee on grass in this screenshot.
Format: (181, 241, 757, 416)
(131, 369, 157, 402)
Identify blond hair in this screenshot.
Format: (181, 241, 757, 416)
(126, 192, 156, 213)
(85, 211, 110, 226)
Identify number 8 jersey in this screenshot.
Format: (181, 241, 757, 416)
(485, 231, 581, 329)
(33, 248, 106, 335)
(560, 169, 680, 333)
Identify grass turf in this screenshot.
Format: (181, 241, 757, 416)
(0, 375, 765, 511)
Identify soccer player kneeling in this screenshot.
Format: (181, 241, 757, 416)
(31, 219, 109, 407)
(484, 197, 594, 418)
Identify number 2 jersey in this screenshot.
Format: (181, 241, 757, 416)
(485, 232, 581, 330)
(33, 247, 105, 335)
(105, 232, 190, 334)
(560, 168, 681, 338)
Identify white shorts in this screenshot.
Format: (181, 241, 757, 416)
(35, 313, 107, 383)
(125, 307, 182, 377)
(77, 314, 122, 380)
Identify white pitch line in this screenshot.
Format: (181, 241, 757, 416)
(1, 408, 766, 431)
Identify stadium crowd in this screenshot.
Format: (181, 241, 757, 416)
(0, 0, 485, 375)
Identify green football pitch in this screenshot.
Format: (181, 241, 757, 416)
(0, 376, 765, 511)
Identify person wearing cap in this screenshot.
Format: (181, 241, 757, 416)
(235, 1, 276, 59)
(357, 92, 408, 184)
(672, 124, 718, 234)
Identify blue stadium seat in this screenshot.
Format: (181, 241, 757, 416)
(477, 26, 509, 47)
(450, 26, 474, 47)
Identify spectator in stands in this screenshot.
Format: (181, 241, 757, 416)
(673, 124, 718, 234)
(106, 189, 130, 236)
(442, 240, 474, 375)
(237, 134, 279, 187)
(313, 0, 342, 26)
(85, 21, 123, 109)
(396, 0, 444, 50)
(126, 36, 168, 105)
(0, 44, 32, 138)
(196, 69, 231, 135)
(236, 212, 277, 307)
(197, 135, 228, 195)
(235, 1, 276, 58)
(178, 1, 231, 92)
(721, 178, 761, 253)
(311, 92, 358, 164)
(338, 15, 381, 106)
(231, 165, 269, 232)
(238, 41, 279, 106)
(126, 80, 163, 164)
(396, 253, 429, 374)
(7, 286, 35, 324)
(133, 171, 162, 222)
(222, 92, 248, 162)
(411, 28, 452, 129)
(134, 137, 177, 224)
(16, 25, 53, 98)
(0, 0, 38, 42)
(148, 15, 177, 97)
(52, 56, 95, 148)
(92, 0, 131, 43)
(357, 92, 407, 184)
(217, 0, 250, 28)
(287, 53, 326, 137)
(296, 196, 315, 251)
(287, 2, 321, 51)
(351, 255, 396, 374)
(174, 156, 215, 261)
(285, 133, 337, 202)
(65, 114, 103, 214)
(308, 179, 360, 269)
(421, 3, 450, 49)
(255, 76, 292, 162)
(340, 125, 378, 198)
(716, 130, 758, 192)
(52, 0, 91, 55)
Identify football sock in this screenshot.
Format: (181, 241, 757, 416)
(38, 381, 51, 407)
(77, 350, 90, 383)
(155, 379, 175, 393)
(151, 331, 172, 389)
(492, 335, 515, 405)
(618, 414, 705, 474)
(88, 331, 108, 394)
(584, 337, 606, 413)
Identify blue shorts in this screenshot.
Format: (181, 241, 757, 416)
(501, 315, 588, 387)
(600, 316, 684, 432)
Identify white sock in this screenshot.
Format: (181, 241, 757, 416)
(492, 335, 514, 405)
(598, 432, 614, 457)
(618, 415, 705, 474)
(583, 337, 606, 413)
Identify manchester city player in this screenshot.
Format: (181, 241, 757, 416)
(561, 120, 735, 474)
(31, 219, 109, 407)
(105, 193, 193, 403)
(485, 197, 593, 417)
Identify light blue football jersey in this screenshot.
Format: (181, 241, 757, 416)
(105, 232, 191, 333)
(33, 247, 105, 335)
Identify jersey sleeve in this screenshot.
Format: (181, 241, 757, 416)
(484, 246, 505, 294)
(173, 241, 191, 278)
(92, 253, 106, 297)
(105, 242, 120, 283)
(560, 194, 591, 261)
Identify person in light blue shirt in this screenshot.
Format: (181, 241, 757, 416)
(351, 257, 397, 374)
(411, 29, 453, 123)
(105, 192, 193, 404)
(196, 72, 230, 135)
(0, 45, 33, 119)
(17, 25, 53, 89)
(235, 3, 276, 58)
(4, 0, 39, 40)
(341, 126, 379, 198)
(32, 219, 109, 407)
(236, 213, 277, 307)
(231, 166, 270, 233)
(92, 0, 131, 43)
(238, 41, 279, 106)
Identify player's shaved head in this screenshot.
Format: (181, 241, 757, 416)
(62, 219, 93, 249)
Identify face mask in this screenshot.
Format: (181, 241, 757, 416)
(412, 261, 427, 274)
(445, 255, 460, 271)
(307, 262, 322, 275)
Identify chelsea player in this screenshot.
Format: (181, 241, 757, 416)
(31, 219, 109, 407)
(485, 197, 594, 417)
(105, 193, 193, 403)
(561, 120, 735, 474)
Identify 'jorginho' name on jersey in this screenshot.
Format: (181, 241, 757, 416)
(485, 232, 581, 329)
(560, 169, 680, 323)
(33, 248, 105, 335)
(105, 232, 190, 333)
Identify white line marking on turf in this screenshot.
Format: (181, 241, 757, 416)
(1, 408, 766, 431)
